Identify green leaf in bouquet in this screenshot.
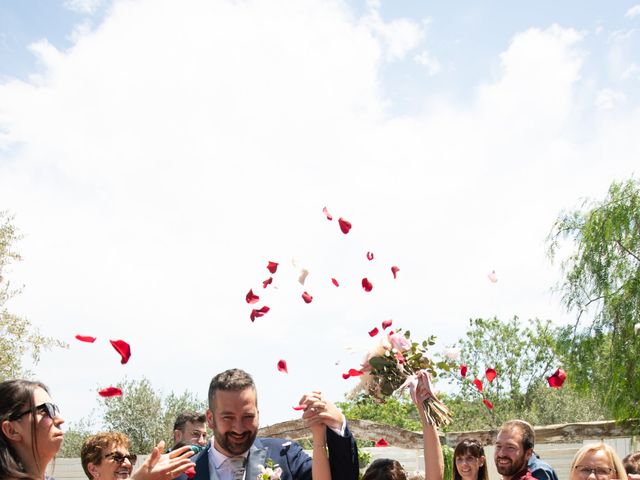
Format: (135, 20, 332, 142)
(404, 330, 411, 338)
(369, 356, 395, 370)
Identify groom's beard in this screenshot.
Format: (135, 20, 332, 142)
(213, 428, 257, 456)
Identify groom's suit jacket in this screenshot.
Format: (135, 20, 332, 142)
(183, 427, 359, 480)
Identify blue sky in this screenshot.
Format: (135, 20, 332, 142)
(1, 0, 639, 431)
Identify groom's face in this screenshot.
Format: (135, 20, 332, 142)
(207, 387, 259, 456)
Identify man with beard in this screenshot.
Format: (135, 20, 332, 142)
(494, 420, 537, 480)
(181, 368, 358, 480)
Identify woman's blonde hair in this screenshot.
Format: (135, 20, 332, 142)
(570, 443, 628, 480)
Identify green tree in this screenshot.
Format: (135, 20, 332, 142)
(440, 316, 609, 430)
(58, 416, 96, 458)
(337, 393, 422, 432)
(101, 377, 206, 454)
(0, 211, 66, 381)
(547, 178, 640, 419)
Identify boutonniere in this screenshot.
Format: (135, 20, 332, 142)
(257, 458, 282, 480)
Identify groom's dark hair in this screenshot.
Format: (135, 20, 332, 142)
(208, 368, 257, 408)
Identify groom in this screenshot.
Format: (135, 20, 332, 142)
(183, 368, 359, 480)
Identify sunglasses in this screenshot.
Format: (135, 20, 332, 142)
(10, 402, 61, 421)
(105, 452, 138, 465)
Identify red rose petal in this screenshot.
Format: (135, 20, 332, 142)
(185, 467, 196, 479)
(292, 405, 305, 411)
(331, 278, 339, 287)
(75, 335, 96, 343)
(391, 266, 400, 279)
(109, 339, 131, 365)
(483, 399, 493, 410)
(368, 327, 379, 337)
(338, 218, 352, 234)
(460, 364, 468, 377)
(323, 207, 333, 221)
(366, 251, 374, 261)
(302, 291, 313, 304)
(381, 319, 393, 330)
(375, 438, 389, 447)
(267, 261, 279, 274)
(473, 378, 483, 392)
(246, 289, 260, 304)
(485, 368, 497, 383)
(547, 368, 567, 388)
(361, 277, 373, 292)
(395, 352, 405, 364)
(250, 306, 270, 322)
(342, 368, 364, 379)
(98, 387, 122, 397)
(277, 359, 288, 373)
(262, 277, 273, 289)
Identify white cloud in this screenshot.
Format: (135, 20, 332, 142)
(595, 88, 627, 110)
(626, 4, 640, 18)
(0, 2, 639, 428)
(621, 62, 640, 79)
(360, 4, 424, 61)
(414, 49, 441, 76)
(63, 0, 103, 14)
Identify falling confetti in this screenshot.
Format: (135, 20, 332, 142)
(277, 359, 288, 373)
(391, 266, 400, 279)
(246, 289, 260, 304)
(98, 387, 123, 397)
(75, 335, 96, 343)
(547, 368, 567, 388)
(338, 218, 352, 234)
(109, 340, 131, 364)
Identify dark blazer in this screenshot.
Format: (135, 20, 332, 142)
(181, 426, 358, 480)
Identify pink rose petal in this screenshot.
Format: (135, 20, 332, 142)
(302, 291, 313, 304)
(361, 277, 373, 292)
(98, 387, 122, 397)
(292, 405, 305, 411)
(473, 378, 483, 392)
(250, 306, 270, 322)
(391, 266, 400, 279)
(488, 270, 498, 283)
(277, 359, 288, 373)
(547, 368, 567, 388)
(323, 207, 333, 221)
(109, 340, 131, 364)
(246, 289, 260, 304)
(267, 261, 279, 274)
(75, 335, 96, 343)
(338, 218, 352, 234)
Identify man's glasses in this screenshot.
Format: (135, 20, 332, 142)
(10, 402, 60, 421)
(105, 452, 138, 465)
(574, 466, 615, 479)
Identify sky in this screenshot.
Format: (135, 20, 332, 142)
(1, 0, 639, 432)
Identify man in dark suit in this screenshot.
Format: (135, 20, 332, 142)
(182, 368, 358, 480)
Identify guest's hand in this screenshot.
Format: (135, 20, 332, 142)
(299, 390, 344, 431)
(411, 370, 436, 423)
(132, 442, 194, 480)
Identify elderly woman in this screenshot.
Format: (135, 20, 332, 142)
(570, 443, 628, 480)
(81, 432, 194, 480)
(0, 379, 65, 480)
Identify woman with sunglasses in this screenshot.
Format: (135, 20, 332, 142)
(81, 432, 195, 480)
(569, 443, 628, 480)
(0, 379, 65, 480)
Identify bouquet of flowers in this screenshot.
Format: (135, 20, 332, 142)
(352, 328, 452, 427)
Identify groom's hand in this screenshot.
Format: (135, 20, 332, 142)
(298, 390, 344, 431)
